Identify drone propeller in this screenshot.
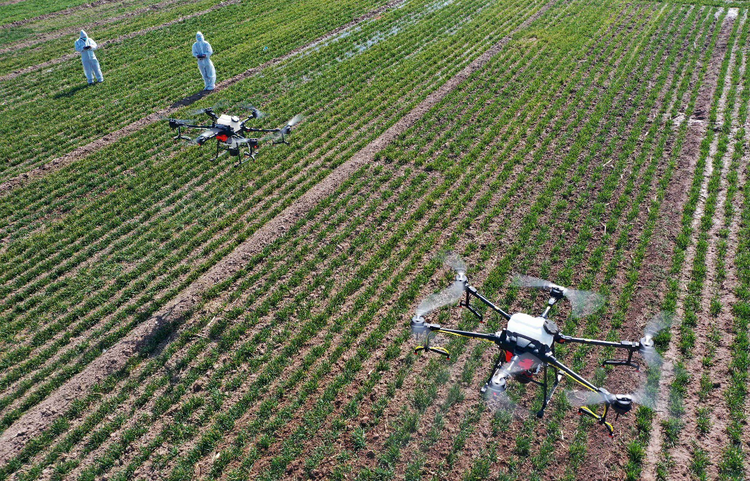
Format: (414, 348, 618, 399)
(566, 385, 657, 411)
(512, 274, 605, 318)
(261, 114, 305, 142)
(439, 251, 468, 282)
(638, 311, 674, 368)
(415, 281, 465, 318)
(482, 359, 536, 418)
(165, 118, 196, 127)
(189, 99, 230, 116)
(235, 102, 267, 119)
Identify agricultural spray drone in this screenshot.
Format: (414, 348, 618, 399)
(166, 105, 303, 165)
(410, 253, 671, 436)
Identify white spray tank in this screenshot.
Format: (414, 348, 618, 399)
(506, 312, 557, 349)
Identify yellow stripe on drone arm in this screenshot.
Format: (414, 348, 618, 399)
(438, 330, 496, 343)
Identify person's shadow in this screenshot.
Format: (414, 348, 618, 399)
(53, 84, 91, 99)
(170, 89, 212, 109)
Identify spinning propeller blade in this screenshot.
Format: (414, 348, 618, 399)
(638, 311, 674, 368)
(189, 99, 230, 116)
(484, 389, 529, 418)
(415, 281, 465, 317)
(261, 114, 305, 142)
(512, 275, 605, 318)
(483, 360, 536, 418)
(439, 251, 467, 280)
(165, 118, 195, 126)
(566, 386, 656, 410)
(284, 113, 305, 129)
(235, 102, 267, 119)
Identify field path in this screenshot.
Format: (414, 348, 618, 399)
(0, 0, 560, 466)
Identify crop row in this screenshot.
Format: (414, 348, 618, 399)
(0, 0, 394, 180)
(686, 16, 749, 479)
(0, 0, 547, 470)
(472, 4, 714, 479)
(555, 7, 724, 480)
(0, 0, 529, 356)
(718, 10, 750, 475)
(4, 0, 745, 479)
(0, 0, 224, 61)
(0, 0, 124, 26)
(355, 3, 714, 479)
(0, 0, 608, 472)
(0, 0, 544, 432)
(654, 9, 743, 480)
(725, 115, 750, 478)
(225, 1, 704, 478)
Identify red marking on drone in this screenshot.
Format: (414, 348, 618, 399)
(518, 358, 535, 370)
(216, 134, 228, 142)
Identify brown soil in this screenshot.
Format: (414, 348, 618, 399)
(641, 8, 737, 481)
(0, 0, 556, 465)
(668, 13, 744, 479)
(207, 10, 604, 468)
(442, 4, 689, 478)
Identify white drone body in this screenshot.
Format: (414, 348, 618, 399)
(505, 312, 556, 349)
(216, 114, 243, 133)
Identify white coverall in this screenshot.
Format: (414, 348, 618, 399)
(192, 32, 216, 91)
(74, 30, 103, 84)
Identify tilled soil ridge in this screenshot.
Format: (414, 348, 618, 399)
(0, 0, 561, 466)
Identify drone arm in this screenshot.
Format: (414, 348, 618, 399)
(556, 335, 639, 351)
(242, 127, 281, 133)
(427, 324, 500, 343)
(540, 288, 564, 318)
(543, 353, 601, 393)
(462, 285, 512, 320)
(543, 353, 616, 435)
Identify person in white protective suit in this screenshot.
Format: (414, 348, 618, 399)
(74, 30, 103, 84)
(192, 32, 216, 91)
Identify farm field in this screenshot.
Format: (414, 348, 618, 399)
(1, 0, 749, 479)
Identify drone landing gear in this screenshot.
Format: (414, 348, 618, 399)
(577, 405, 615, 437)
(536, 363, 564, 418)
(211, 150, 227, 162)
(537, 369, 564, 418)
(235, 148, 256, 167)
(602, 348, 641, 371)
(414, 345, 450, 359)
